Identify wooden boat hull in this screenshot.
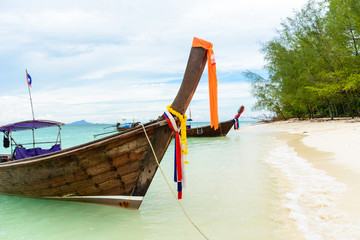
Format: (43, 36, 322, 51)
(0, 121, 172, 209)
(0, 45, 208, 209)
(187, 120, 234, 137)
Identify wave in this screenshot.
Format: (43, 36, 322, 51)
(265, 141, 360, 240)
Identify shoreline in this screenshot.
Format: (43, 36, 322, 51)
(246, 118, 360, 238)
(260, 118, 360, 175)
(263, 119, 360, 218)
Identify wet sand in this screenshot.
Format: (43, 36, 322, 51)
(263, 118, 360, 222)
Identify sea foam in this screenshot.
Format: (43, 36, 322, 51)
(265, 141, 360, 240)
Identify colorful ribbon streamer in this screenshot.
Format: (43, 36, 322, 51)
(164, 109, 186, 199)
(192, 37, 219, 130)
(233, 105, 245, 130)
(233, 118, 240, 130)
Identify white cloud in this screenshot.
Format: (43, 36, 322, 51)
(0, 0, 309, 124)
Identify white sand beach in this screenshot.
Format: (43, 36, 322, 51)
(264, 118, 360, 174)
(253, 118, 360, 239)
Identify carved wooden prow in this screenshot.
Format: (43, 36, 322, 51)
(132, 46, 208, 197)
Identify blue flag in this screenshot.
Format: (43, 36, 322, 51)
(26, 71, 32, 87)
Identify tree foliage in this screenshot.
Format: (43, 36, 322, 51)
(246, 0, 360, 119)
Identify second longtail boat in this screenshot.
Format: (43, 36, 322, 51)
(187, 105, 244, 137)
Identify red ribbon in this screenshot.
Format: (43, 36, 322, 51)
(164, 111, 183, 199)
(175, 132, 182, 182)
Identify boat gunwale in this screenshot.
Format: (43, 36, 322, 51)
(0, 119, 170, 167)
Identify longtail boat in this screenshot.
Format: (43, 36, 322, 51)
(187, 105, 244, 137)
(0, 39, 210, 209)
(93, 122, 141, 138)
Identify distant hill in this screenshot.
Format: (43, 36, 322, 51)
(67, 120, 95, 125)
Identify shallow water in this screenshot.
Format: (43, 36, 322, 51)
(0, 122, 286, 239)
(3, 122, 359, 239)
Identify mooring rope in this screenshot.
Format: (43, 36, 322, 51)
(140, 124, 209, 240)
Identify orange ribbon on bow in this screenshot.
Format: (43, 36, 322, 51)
(192, 37, 219, 130)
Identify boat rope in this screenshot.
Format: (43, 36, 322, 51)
(140, 123, 209, 240)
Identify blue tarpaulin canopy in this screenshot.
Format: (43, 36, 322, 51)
(0, 120, 64, 132)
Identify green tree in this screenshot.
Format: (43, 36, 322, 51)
(246, 0, 360, 120)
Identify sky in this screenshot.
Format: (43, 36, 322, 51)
(0, 0, 310, 125)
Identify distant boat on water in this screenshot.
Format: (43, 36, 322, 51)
(0, 39, 211, 209)
(115, 122, 141, 131)
(93, 121, 141, 138)
(187, 105, 245, 137)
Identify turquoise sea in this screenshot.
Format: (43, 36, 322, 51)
(0, 121, 285, 240)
